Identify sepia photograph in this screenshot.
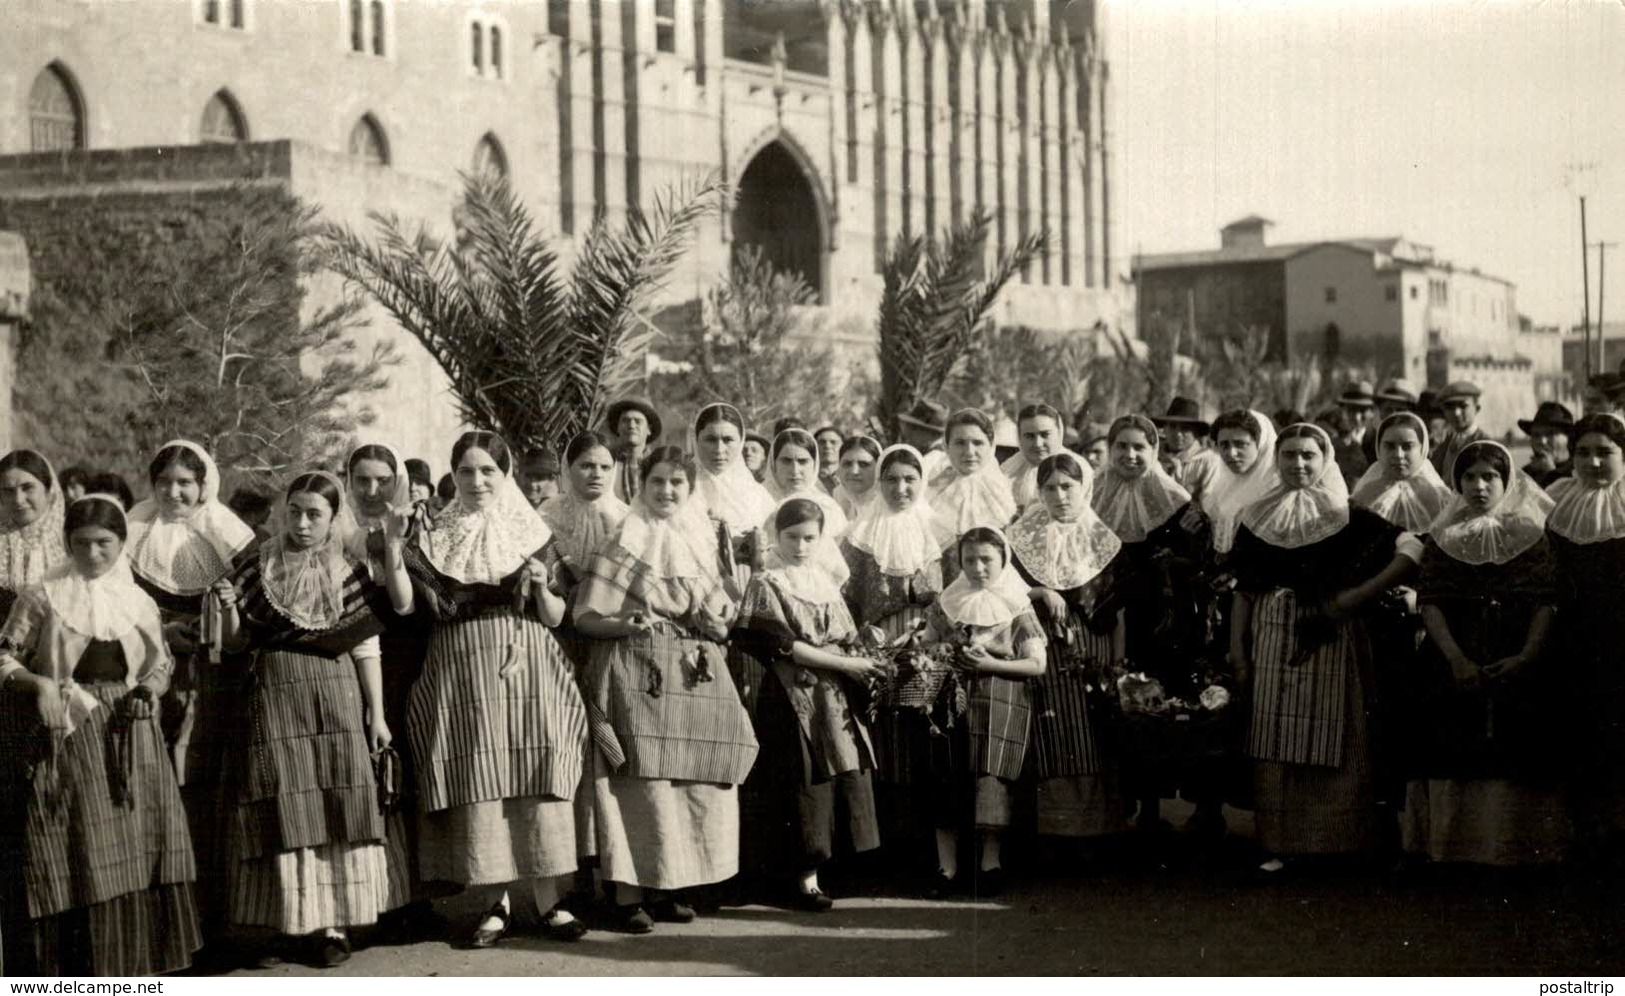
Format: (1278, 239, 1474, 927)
(0, 0, 1622, 981)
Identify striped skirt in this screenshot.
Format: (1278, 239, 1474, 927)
(1031, 622, 1115, 779)
(1032, 620, 1131, 837)
(1248, 594, 1378, 855)
(409, 610, 587, 811)
(1246, 588, 1356, 768)
(17, 682, 201, 976)
(409, 611, 586, 885)
(227, 649, 405, 932)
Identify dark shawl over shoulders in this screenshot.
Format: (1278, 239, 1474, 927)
(232, 549, 394, 657)
(1231, 506, 1401, 599)
(1409, 537, 1561, 781)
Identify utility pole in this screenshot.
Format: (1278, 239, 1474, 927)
(1597, 240, 1619, 374)
(1582, 196, 1593, 382)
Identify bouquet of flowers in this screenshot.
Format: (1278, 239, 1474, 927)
(1106, 663, 1239, 769)
(861, 640, 969, 736)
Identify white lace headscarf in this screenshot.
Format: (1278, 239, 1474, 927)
(1090, 414, 1191, 543)
(1546, 414, 1625, 545)
(260, 471, 361, 630)
(424, 432, 552, 584)
(844, 444, 940, 578)
(541, 431, 630, 570)
(1349, 412, 1452, 533)
(1428, 440, 1552, 565)
(938, 527, 1033, 627)
(0, 449, 66, 593)
(1240, 423, 1351, 549)
(1201, 410, 1278, 553)
(930, 408, 1018, 551)
(126, 439, 255, 595)
(689, 402, 778, 533)
(1008, 452, 1121, 588)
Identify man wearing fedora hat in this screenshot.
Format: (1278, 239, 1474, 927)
(1429, 381, 1489, 484)
(897, 398, 951, 481)
(1152, 396, 1222, 498)
(1518, 401, 1575, 489)
(605, 395, 663, 502)
(1361, 379, 1418, 463)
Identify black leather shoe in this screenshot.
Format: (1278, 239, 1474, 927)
(648, 897, 696, 923)
(313, 932, 351, 968)
(467, 905, 510, 949)
(541, 909, 590, 942)
(973, 867, 1006, 898)
(793, 889, 834, 913)
(922, 871, 958, 900)
(615, 904, 655, 934)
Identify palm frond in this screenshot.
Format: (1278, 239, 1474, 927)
(323, 172, 721, 452)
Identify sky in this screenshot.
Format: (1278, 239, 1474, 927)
(1103, 0, 1625, 327)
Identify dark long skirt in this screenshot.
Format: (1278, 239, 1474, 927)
(737, 655, 879, 879)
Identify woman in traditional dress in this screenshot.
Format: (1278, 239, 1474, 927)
(838, 446, 943, 869)
(537, 430, 630, 896)
(1403, 442, 1567, 866)
(1350, 413, 1453, 534)
(762, 429, 850, 584)
(574, 446, 758, 933)
(1002, 403, 1066, 513)
(1008, 452, 1131, 842)
(1546, 413, 1625, 860)
(125, 440, 256, 924)
(1090, 414, 1209, 833)
(732, 497, 881, 911)
(913, 527, 1046, 895)
(344, 443, 433, 920)
(0, 451, 65, 620)
(0, 495, 201, 975)
(1229, 423, 1421, 875)
(217, 472, 415, 965)
(1347, 411, 1454, 809)
(930, 408, 1018, 585)
(691, 403, 778, 594)
(408, 431, 589, 948)
(0, 450, 67, 968)
(1197, 410, 1279, 558)
(539, 431, 631, 654)
(832, 435, 882, 521)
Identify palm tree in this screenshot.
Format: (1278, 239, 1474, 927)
(875, 212, 1045, 434)
(322, 171, 723, 452)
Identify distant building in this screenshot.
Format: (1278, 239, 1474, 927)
(0, 0, 1129, 463)
(1134, 215, 1537, 435)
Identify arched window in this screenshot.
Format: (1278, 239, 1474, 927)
(200, 90, 248, 143)
(348, 114, 389, 166)
(349, 0, 364, 51)
(29, 63, 84, 152)
(490, 26, 503, 78)
(370, 0, 385, 55)
(471, 22, 484, 72)
(472, 133, 508, 179)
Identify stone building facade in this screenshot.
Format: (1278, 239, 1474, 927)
(1, 0, 1127, 464)
(1136, 216, 1542, 436)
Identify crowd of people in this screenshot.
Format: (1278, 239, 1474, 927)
(1, 374, 1622, 978)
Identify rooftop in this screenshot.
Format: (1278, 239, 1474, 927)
(1133, 237, 1404, 270)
